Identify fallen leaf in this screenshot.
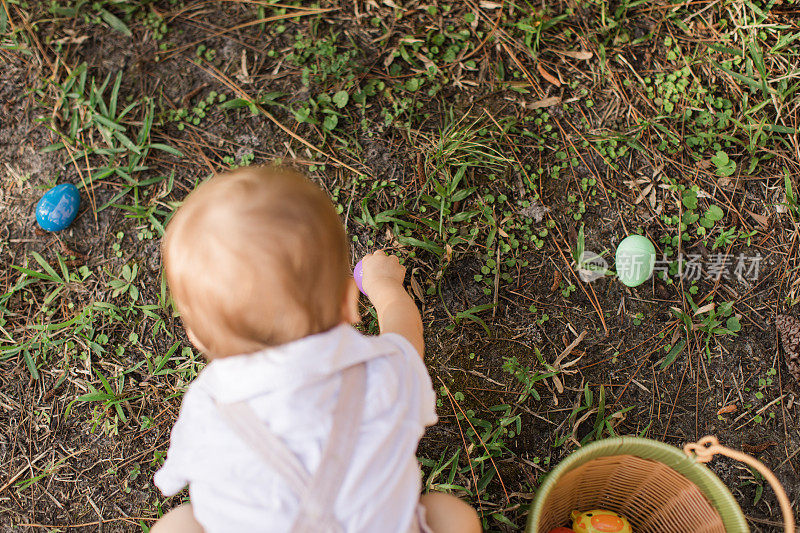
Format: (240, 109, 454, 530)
(553, 330, 587, 368)
(746, 210, 769, 229)
(519, 202, 550, 222)
(776, 314, 800, 381)
(410, 271, 424, 303)
(560, 353, 584, 369)
(53, 34, 90, 45)
(550, 270, 562, 292)
(383, 50, 396, 69)
(717, 176, 735, 191)
(60, 241, 85, 258)
(236, 50, 250, 83)
(537, 63, 561, 87)
(742, 441, 779, 454)
(556, 50, 593, 60)
(776, 199, 788, 214)
(527, 96, 561, 110)
(568, 224, 577, 244)
(694, 302, 716, 315)
(552, 374, 563, 394)
(385, 227, 400, 247)
(624, 178, 649, 192)
(633, 183, 653, 205)
(416, 152, 425, 185)
(651, 164, 665, 180)
(415, 52, 437, 72)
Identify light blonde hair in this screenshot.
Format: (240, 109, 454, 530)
(162, 166, 350, 358)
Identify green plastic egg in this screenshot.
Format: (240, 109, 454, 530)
(615, 235, 655, 287)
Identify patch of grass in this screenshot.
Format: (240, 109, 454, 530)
(38, 62, 183, 213)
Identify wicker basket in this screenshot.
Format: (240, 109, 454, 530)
(526, 436, 795, 533)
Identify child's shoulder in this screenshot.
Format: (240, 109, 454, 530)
(177, 326, 430, 412)
(175, 375, 224, 426)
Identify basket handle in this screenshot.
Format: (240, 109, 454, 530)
(684, 436, 795, 533)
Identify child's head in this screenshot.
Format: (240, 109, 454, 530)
(162, 166, 356, 358)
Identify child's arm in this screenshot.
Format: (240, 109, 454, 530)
(361, 251, 424, 358)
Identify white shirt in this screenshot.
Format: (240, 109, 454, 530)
(154, 325, 437, 532)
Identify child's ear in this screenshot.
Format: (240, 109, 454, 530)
(185, 326, 211, 355)
(341, 278, 361, 325)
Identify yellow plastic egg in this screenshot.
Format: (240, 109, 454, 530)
(571, 509, 632, 533)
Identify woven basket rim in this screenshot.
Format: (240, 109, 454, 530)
(526, 436, 749, 533)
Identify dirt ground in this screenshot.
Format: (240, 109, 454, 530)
(1, 1, 799, 532)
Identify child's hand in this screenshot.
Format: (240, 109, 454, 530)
(361, 251, 406, 304)
(361, 251, 423, 357)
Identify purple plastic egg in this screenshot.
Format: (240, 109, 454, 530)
(354, 259, 366, 296)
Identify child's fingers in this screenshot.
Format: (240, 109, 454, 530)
(361, 250, 382, 262)
(363, 250, 389, 264)
(362, 251, 404, 276)
(361, 252, 404, 276)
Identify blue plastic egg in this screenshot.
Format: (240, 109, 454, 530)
(36, 183, 80, 231)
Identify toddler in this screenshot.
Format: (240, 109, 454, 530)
(151, 167, 481, 533)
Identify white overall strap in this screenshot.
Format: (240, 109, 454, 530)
(291, 363, 367, 533)
(216, 401, 311, 496)
(216, 363, 368, 533)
